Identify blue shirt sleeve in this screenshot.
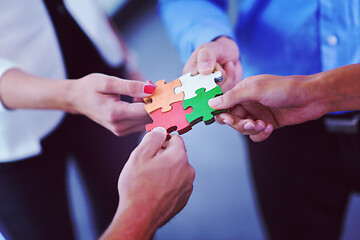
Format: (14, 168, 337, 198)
(158, 0, 235, 64)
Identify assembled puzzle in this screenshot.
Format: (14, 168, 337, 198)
(143, 71, 227, 138)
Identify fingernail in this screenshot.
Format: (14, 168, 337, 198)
(244, 122, 255, 130)
(255, 122, 265, 131)
(223, 118, 231, 125)
(199, 62, 211, 69)
(208, 97, 221, 107)
(228, 61, 234, 69)
(264, 125, 273, 134)
(143, 84, 156, 94)
(152, 127, 167, 134)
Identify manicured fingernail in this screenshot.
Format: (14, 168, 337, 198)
(244, 122, 255, 130)
(144, 84, 156, 94)
(264, 125, 273, 134)
(209, 97, 221, 107)
(149, 80, 155, 86)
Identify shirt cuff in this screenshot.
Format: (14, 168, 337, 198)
(0, 59, 17, 112)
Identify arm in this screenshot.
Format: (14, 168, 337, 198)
(159, 0, 241, 92)
(0, 69, 156, 136)
(208, 63, 360, 141)
(159, 0, 234, 63)
(100, 127, 195, 240)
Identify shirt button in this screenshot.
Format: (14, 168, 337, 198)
(327, 35, 338, 46)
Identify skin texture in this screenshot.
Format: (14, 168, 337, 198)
(0, 69, 154, 136)
(208, 64, 360, 142)
(183, 36, 242, 93)
(100, 127, 195, 240)
(184, 34, 360, 142)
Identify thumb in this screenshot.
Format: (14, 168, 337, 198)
(99, 77, 156, 98)
(197, 47, 217, 75)
(134, 127, 167, 158)
(208, 86, 252, 109)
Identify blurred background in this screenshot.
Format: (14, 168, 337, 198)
(1, 0, 359, 239)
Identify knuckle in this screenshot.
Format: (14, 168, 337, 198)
(101, 77, 114, 92)
(108, 110, 119, 124)
(113, 126, 125, 136)
(126, 81, 139, 95)
(129, 149, 141, 162)
(224, 88, 236, 101)
(188, 165, 196, 181)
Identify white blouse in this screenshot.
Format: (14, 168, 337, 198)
(0, 0, 124, 162)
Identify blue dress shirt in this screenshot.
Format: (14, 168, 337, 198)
(159, 0, 360, 78)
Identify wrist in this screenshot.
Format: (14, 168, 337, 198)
(300, 73, 331, 117)
(62, 80, 80, 114)
(101, 200, 157, 240)
(310, 69, 348, 115)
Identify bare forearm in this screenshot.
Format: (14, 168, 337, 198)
(0, 69, 75, 112)
(100, 202, 156, 240)
(310, 63, 360, 114)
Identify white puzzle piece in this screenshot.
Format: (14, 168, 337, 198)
(174, 71, 223, 100)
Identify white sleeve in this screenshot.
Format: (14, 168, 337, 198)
(0, 59, 17, 112)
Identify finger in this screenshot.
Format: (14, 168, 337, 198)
(197, 47, 217, 75)
(229, 105, 249, 119)
(228, 118, 266, 135)
(112, 121, 148, 136)
(99, 77, 156, 98)
(214, 63, 226, 84)
(162, 134, 187, 157)
(250, 124, 273, 142)
(111, 102, 150, 121)
(219, 61, 236, 92)
(135, 127, 167, 158)
(133, 97, 144, 103)
(234, 60, 243, 85)
(183, 48, 200, 75)
(208, 84, 253, 110)
(215, 113, 234, 125)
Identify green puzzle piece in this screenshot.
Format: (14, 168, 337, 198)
(183, 86, 227, 126)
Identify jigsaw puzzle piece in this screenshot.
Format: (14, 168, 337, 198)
(174, 71, 223, 100)
(146, 101, 193, 136)
(144, 79, 184, 113)
(183, 86, 227, 126)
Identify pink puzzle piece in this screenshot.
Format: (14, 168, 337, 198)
(146, 101, 193, 135)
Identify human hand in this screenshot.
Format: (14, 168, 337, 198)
(101, 127, 195, 240)
(183, 36, 242, 92)
(209, 74, 325, 142)
(68, 73, 156, 136)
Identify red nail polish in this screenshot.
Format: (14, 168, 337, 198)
(144, 84, 156, 94)
(149, 80, 155, 86)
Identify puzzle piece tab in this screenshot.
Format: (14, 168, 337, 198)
(183, 86, 227, 126)
(174, 71, 223, 100)
(144, 79, 184, 113)
(146, 101, 193, 135)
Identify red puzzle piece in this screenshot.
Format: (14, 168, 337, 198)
(146, 101, 193, 135)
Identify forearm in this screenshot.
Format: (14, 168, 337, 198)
(159, 0, 235, 63)
(0, 69, 75, 112)
(310, 63, 360, 114)
(100, 202, 157, 240)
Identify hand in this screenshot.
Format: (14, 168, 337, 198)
(101, 127, 195, 240)
(68, 73, 156, 136)
(209, 74, 326, 142)
(183, 36, 242, 92)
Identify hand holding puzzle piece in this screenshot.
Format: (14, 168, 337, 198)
(143, 71, 227, 137)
